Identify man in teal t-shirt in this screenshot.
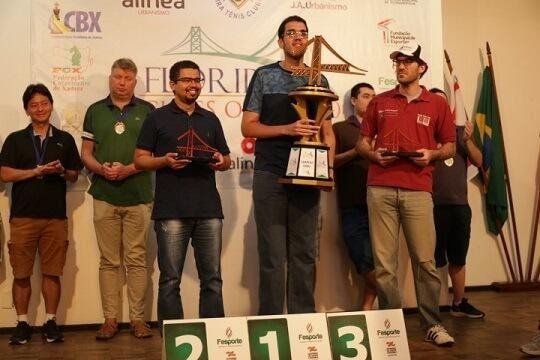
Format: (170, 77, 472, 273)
(81, 58, 154, 340)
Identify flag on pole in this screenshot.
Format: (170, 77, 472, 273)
(443, 61, 479, 180)
(473, 66, 508, 235)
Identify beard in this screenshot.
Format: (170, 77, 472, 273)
(284, 44, 306, 60)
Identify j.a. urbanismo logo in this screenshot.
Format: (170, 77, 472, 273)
(48, 2, 102, 36)
(214, 0, 263, 20)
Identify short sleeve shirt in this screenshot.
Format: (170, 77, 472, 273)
(333, 116, 369, 207)
(82, 96, 155, 206)
(432, 126, 468, 204)
(136, 100, 230, 220)
(0, 124, 83, 219)
(360, 86, 455, 192)
(243, 62, 330, 176)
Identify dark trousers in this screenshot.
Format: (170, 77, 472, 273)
(252, 170, 320, 315)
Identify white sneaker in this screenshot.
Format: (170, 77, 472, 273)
(425, 324, 455, 347)
(521, 334, 540, 356)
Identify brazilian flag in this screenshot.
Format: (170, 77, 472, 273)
(473, 67, 508, 235)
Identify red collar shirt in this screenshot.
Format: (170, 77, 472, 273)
(360, 86, 456, 192)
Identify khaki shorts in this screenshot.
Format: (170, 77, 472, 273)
(8, 218, 68, 279)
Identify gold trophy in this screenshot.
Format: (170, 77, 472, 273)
(279, 35, 367, 187)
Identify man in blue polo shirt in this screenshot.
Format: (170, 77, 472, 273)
(135, 60, 231, 327)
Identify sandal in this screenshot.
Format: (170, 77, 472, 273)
(96, 320, 119, 340)
(131, 320, 152, 339)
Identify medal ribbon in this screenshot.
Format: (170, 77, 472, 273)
(29, 126, 51, 166)
(115, 106, 130, 132)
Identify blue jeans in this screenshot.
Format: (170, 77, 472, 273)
(155, 218, 224, 325)
(340, 204, 374, 274)
(252, 170, 320, 315)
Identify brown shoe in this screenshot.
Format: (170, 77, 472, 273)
(95, 319, 118, 340)
(131, 320, 152, 339)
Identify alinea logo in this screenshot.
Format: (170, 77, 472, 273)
(121, 0, 185, 15)
(216, 327, 243, 347)
(49, 2, 102, 34)
(214, 0, 263, 20)
(377, 18, 416, 46)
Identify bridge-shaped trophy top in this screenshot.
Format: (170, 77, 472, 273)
(289, 35, 367, 87)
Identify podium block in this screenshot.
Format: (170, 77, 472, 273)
(163, 317, 250, 360)
(326, 309, 410, 359)
(246, 313, 332, 359)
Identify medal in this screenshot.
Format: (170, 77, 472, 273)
(444, 157, 454, 167)
(114, 121, 125, 134)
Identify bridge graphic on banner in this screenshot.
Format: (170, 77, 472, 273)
(163, 26, 280, 64)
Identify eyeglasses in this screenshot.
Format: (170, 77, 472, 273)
(392, 58, 415, 67)
(284, 30, 309, 39)
(175, 77, 205, 85)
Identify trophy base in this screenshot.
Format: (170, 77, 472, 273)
(280, 141, 332, 188)
(278, 177, 334, 188)
(176, 155, 218, 164)
(382, 151, 423, 158)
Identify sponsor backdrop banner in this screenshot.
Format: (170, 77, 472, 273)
(31, 0, 442, 189)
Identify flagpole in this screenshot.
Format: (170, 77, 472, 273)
(444, 49, 453, 74)
(527, 184, 540, 281)
(486, 42, 524, 282)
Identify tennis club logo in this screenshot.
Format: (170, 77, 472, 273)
(214, 0, 263, 20)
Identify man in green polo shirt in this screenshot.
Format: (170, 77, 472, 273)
(81, 58, 155, 340)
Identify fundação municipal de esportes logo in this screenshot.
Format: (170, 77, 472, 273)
(162, 26, 279, 65)
(377, 18, 416, 46)
(48, 2, 102, 34)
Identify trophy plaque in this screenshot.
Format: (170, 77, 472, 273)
(176, 127, 218, 163)
(279, 35, 367, 188)
(379, 128, 422, 158)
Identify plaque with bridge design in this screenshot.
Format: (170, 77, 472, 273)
(176, 128, 219, 163)
(379, 128, 422, 158)
(279, 35, 367, 188)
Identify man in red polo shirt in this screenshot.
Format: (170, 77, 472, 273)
(356, 44, 456, 346)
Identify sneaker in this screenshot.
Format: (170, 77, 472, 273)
(521, 334, 540, 356)
(9, 321, 32, 345)
(41, 318, 64, 343)
(450, 298, 485, 319)
(425, 324, 455, 347)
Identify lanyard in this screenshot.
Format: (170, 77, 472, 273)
(29, 126, 51, 166)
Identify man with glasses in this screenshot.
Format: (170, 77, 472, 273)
(82, 58, 155, 340)
(134, 60, 230, 327)
(241, 15, 335, 315)
(1, 83, 83, 345)
(356, 44, 456, 346)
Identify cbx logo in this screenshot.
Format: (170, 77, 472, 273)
(49, 3, 102, 34)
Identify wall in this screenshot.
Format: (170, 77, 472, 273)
(0, 0, 538, 327)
